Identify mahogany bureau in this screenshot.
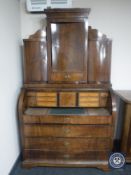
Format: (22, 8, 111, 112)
(18, 8, 118, 171)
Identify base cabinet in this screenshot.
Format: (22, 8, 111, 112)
(18, 89, 117, 171)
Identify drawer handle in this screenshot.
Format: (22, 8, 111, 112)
(64, 128, 70, 134)
(63, 154, 70, 159)
(64, 142, 70, 146)
(64, 117, 70, 122)
(64, 74, 70, 79)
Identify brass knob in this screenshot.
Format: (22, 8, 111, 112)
(64, 117, 70, 122)
(64, 142, 70, 146)
(63, 154, 70, 159)
(64, 128, 70, 134)
(64, 74, 70, 79)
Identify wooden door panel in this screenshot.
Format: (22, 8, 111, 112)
(48, 22, 88, 83)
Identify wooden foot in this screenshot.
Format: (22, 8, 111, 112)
(97, 165, 110, 172)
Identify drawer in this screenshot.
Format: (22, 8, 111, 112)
(36, 92, 57, 107)
(23, 114, 112, 125)
(59, 92, 76, 107)
(24, 137, 112, 151)
(23, 149, 109, 161)
(79, 92, 100, 107)
(50, 72, 84, 82)
(27, 92, 57, 107)
(24, 124, 113, 138)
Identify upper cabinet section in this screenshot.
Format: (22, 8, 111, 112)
(23, 30, 47, 83)
(23, 8, 112, 86)
(88, 27, 112, 84)
(44, 8, 90, 83)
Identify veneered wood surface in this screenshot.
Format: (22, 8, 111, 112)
(18, 8, 114, 171)
(24, 124, 113, 138)
(23, 114, 112, 125)
(24, 137, 112, 151)
(59, 92, 76, 107)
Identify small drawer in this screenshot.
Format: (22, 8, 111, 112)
(59, 92, 76, 107)
(26, 91, 57, 107)
(79, 92, 100, 107)
(36, 92, 57, 107)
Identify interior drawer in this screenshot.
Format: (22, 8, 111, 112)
(27, 92, 57, 107)
(50, 72, 85, 83)
(78, 92, 100, 107)
(59, 92, 76, 107)
(24, 124, 113, 138)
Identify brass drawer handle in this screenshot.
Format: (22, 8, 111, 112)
(64, 128, 70, 134)
(64, 117, 70, 122)
(63, 154, 70, 159)
(64, 142, 70, 146)
(64, 74, 70, 79)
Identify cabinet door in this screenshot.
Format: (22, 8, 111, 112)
(47, 22, 88, 83)
(88, 27, 112, 84)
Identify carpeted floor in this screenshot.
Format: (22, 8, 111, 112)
(12, 163, 131, 175)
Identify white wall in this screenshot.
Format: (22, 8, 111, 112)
(20, 0, 131, 89)
(0, 0, 22, 175)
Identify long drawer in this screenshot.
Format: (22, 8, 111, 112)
(24, 137, 112, 151)
(23, 149, 109, 161)
(24, 124, 113, 138)
(23, 114, 112, 125)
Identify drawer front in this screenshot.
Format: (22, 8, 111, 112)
(24, 137, 112, 151)
(79, 92, 100, 107)
(27, 92, 57, 107)
(50, 72, 85, 83)
(23, 115, 112, 125)
(59, 92, 76, 107)
(36, 92, 57, 107)
(23, 149, 109, 161)
(24, 124, 113, 138)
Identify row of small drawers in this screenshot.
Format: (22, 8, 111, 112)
(26, 91, 109, 107)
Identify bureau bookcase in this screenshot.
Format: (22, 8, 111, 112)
(18, 8, 117, 171)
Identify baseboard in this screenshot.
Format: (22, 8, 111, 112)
(9, 153, 22, 175)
